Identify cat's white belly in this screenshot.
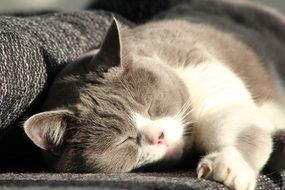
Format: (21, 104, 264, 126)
(175, 61, 255, 117)
(174, 60, 274, 150)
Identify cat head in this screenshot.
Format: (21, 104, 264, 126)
(23, 19, 193, 172)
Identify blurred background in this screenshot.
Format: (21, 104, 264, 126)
(0, 0, 284, 13)
(0, 0, 92, 12)
(255, 0, 285, 12)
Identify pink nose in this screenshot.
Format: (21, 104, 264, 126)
(152, 132, 165, 145)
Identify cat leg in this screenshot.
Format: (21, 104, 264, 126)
(196, 125, 272, 190)
(194, 105, 273, 190)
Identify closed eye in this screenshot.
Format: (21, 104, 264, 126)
(125, 136, 136, 142)
(121, 135, 141, 145)
(147, 100, 154, 118)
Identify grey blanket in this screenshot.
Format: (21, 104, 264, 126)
(0, 10, 115, 129)
(1, 0, 285, 189)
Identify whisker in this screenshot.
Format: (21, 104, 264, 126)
(179, 108, 193, 121)
(183, 131, 193, 136)
(181, 98, 192, 114)
(175, 98, 192, 119)
(180, 104, 192, 119)
(183, 129, 193, 133)
(175, 98, 191, 117)
(183, 121, 194, 127)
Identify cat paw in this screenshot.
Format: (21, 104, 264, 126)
(196, 147, 257, 190)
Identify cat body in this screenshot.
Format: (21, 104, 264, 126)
(24, 1, 285, 190)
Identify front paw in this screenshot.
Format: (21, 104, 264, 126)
(196, 147, 257, 190)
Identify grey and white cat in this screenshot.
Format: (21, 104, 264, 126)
(23, 1, 285, 190)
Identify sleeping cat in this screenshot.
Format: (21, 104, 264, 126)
(23, 0, 285, 190)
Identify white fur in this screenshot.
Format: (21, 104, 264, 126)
(132, 112, 184, 163)
(175, 61, 273, 150)
(259, 102, 285, 132)
(175, 61, 255, 117)
(133, 112, 184, 143)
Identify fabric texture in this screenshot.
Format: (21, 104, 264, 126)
(0, 172, 285, 190)
(0, 10, 116, 129)
(1, 0, 285, 190)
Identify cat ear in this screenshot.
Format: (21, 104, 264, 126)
(23, 110, 71, 151)
(83, 18, 132, 72)
(96, 18, 122, 68)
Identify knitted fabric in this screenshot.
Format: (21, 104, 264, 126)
(0, 11, 115, 128)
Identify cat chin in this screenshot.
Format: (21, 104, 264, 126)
(163, 140, 184, 160)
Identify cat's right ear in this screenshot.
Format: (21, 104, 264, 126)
(87, 19, 132, 70)
(75, 19, 132, 74)
(23, 110, 71, 151)
(97, 18, 122, 67)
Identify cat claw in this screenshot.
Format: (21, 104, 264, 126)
(196, 148, 257, 190)
(197, 162, 212, 179)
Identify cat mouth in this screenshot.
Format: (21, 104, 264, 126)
(149, 132, 184, 161)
